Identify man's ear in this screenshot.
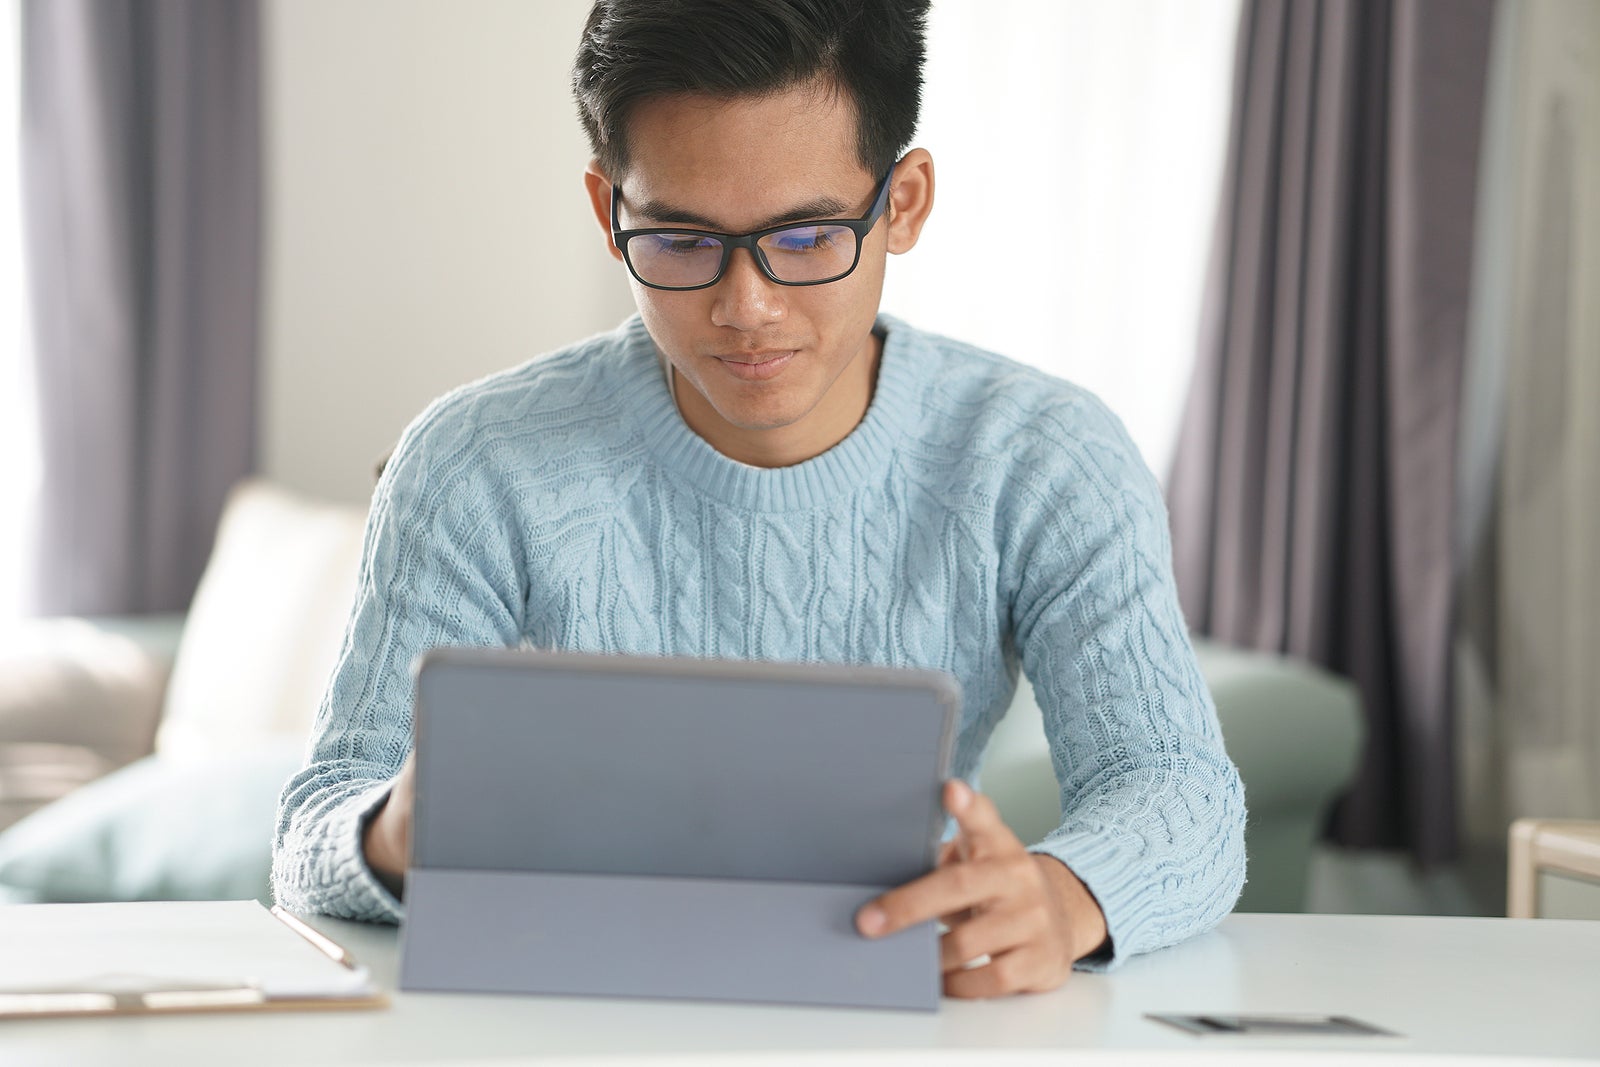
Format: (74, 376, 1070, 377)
(583, 160, 625, 263)
(885, 147, 934, 255)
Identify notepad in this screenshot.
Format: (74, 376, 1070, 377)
(0, 900, 384, 1018)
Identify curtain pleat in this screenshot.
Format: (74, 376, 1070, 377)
(20, 0, 260, 616)
(1167, 0, 1495, 863)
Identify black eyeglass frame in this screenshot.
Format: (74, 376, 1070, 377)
(609, 164, 896, 292)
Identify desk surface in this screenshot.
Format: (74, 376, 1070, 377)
(2, 912, 1597, 1065)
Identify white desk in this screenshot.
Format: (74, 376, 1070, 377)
(2, 913, 1596, 1065)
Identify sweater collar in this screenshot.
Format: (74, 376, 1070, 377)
(618, 314, 919, 512)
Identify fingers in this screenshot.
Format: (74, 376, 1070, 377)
(944, 949, 1055, 999)
(857, 863, 990, 938)
(858, 782, 1079, 999)
(944, 779, 1016, 858)
(859, 783, 1028, 939)
(938, 906, 974, 928)
(859, 852, 1033, 938)
(935, 838, 970, 927)
(938, 907, 1034, 973)
(936, 877, 1068, 997)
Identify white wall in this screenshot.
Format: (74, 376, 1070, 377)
(262, 0, 634, 504)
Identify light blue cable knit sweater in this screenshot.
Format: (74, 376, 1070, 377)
(272, 314, 1246, 969)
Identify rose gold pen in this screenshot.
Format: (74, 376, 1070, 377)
(270, 904, 358, 969)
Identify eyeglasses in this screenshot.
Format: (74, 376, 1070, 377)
(610, 165, 895, 291)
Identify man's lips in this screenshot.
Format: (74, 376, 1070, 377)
(712, 349, 797, 381)
(713, 349, 797, 365)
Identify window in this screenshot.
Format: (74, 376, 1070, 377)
(880, 0, 1241, 478)
(1, 0, 40, 621)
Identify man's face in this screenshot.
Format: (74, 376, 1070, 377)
(589, 84, 921, 467)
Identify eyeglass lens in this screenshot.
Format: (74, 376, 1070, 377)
(625, 224, 859, 289)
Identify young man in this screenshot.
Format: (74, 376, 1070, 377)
(273, 0, 1246, 998)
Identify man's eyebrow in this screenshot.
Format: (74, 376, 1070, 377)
(627, 194, 853, 232)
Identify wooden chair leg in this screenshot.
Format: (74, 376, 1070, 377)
(1507, 818, 1539, 918)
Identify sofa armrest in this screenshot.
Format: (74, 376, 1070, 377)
(69, 613, 187, 674)
(984, 639, 1364, 913)
(1191, 641, 1362, 813)
(1192, 641, 1362, 912)
(0, 613, 185, 778)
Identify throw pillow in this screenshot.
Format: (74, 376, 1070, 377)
(0, 741, 305, 904)
(156, 479, 368, 759)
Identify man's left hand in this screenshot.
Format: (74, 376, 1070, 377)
(854, 779, 1110, 998)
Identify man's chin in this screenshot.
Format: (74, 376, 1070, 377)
(690, 374, 795, 418)
(712, 405, 807, 435)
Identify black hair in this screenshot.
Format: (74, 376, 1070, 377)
(573, 0, 930, 180)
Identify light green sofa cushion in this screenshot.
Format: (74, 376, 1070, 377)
(0, 741, 303, 904)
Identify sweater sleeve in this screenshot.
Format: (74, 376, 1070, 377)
(1007, 399, 1246, 970)
(271, 405, 525, 921)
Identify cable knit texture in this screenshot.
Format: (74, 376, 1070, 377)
(272, 314, 1246, 969)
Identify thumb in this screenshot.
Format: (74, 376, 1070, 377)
(944, 779, 1015, 855)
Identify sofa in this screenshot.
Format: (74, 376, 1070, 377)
(0, 479, 1363, 913)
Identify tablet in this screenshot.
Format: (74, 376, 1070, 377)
(398, 648, 961, 1011)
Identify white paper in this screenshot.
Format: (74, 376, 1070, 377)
(0, 900, 374, 1000)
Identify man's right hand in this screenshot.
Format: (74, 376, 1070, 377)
(362, 753, 416, 899)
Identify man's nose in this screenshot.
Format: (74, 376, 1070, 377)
(710, 248, 786, 331)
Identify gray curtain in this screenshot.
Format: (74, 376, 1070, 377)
(1166, 0, 1494, 863)
(20, 0, 260, 616)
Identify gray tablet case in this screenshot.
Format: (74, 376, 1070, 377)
(398, 648, 960, 1011)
